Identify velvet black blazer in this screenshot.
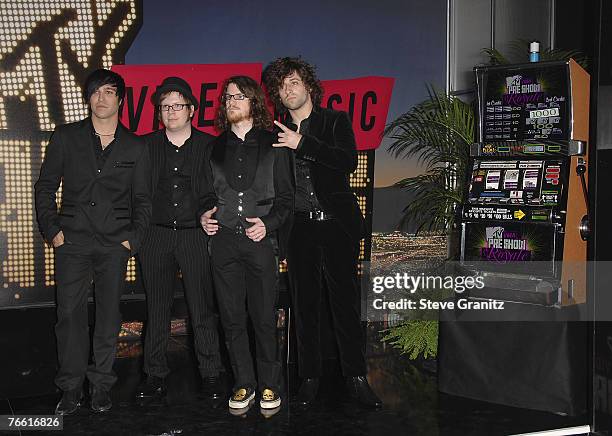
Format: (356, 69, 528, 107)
(287, 106, 364, 243)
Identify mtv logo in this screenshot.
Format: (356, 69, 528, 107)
(506, 75, 522, 88)
(485, 226, 504, 240)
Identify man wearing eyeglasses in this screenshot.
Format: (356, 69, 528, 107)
(35, 69, 152, 415)
(134, 77, 225, 403)
(200, 76, 293, 413)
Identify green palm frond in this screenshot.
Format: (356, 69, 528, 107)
(482, 47, 509, 66)
(384, 86, 474, 232)
(382, 320, 438, 359)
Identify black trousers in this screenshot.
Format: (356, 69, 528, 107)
(210, 226, 281, 392)
(54, 240, 131, 391)
(287, 217, 366, 378)
(139, 226, 222, 378)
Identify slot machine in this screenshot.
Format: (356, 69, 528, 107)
(458, 59, 590, 306)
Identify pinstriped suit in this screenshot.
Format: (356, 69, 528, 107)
(139, 128, 223, 379)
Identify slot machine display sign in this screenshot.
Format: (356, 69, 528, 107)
(459, 60, 590, 306)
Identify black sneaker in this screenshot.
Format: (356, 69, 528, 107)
(228, 387, 255, 409)
(345, 376, 383, 408)
(90, 386, 112, 413)
(55, 387, 83, 415)
(199, 376, 225, 400)
(134, 375, 166, 400)
(260, 388, 281, 409)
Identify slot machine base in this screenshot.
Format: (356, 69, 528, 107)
(438, 301, 587, 415)
(467, 277, 560, 306)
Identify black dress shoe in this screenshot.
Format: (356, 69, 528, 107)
(55, 388, 83, 415)
(134, 375, 166, 400)
(345, 376, 383, 408)
(199, 376, 225, 400)
(90, 386, 112, 413)
(296, 377, 319, 406)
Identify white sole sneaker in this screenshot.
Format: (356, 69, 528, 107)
(260, 397, 281, 409)
(228, 390, 255, 409)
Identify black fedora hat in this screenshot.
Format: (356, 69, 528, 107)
(151, 76, 199, 110)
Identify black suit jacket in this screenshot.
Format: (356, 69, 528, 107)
(288, 107, 364, 242)
(143, 127, 214, 223)
(35, 118, 152, 254)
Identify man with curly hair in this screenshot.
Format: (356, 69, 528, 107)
(263, 57, 382, 408)
(200, 76, 294, 412)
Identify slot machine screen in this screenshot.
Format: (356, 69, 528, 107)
(468, 159, 564, 207)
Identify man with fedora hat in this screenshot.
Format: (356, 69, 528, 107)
(135, 76, 225, 401)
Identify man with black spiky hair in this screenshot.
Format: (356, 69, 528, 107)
(35, 68, 152, 415)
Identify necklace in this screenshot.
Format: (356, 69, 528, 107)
(94, 131, 115, 137)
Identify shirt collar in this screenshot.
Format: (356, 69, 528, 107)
(227, 127, 259, 144)
(164, 128, 193, 148)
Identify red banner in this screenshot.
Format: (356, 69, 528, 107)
(320, 77, 394, 150)
(113, 64, 393, 150)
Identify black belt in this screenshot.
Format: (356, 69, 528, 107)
(294, 210, 336, 221)
(154, 224, 198, 231)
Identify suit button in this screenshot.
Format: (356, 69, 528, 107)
(97, 169, 101, 173)
(238, 192, 243, 197)
(90, 202, 96, 206)
(174, 167, 178, 171)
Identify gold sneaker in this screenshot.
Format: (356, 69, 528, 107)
(260, 388, 281, 409)
(228, 387, 255, 409)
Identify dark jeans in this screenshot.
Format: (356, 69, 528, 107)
(210, 226, 281, 392)
(54, 240, 130, 391)
(139, 226, 222, 379)
(287, 217, 366, 378)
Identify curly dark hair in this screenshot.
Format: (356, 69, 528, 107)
(215, 76, 272, 131)
(262, 57, 323, 113)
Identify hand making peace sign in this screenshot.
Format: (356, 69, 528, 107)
(273, 120, 302, 150)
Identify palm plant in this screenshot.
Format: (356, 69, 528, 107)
(384, 86, 474, 233)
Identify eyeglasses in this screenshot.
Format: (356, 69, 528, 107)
(223, 93, 248, 101)
(159, 103, 191, 112)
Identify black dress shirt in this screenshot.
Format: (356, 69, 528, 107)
(91, 121, 117, 172)
(151, 133, 197, 227)
(289, 116, 322, 212)
(225, 129, 261, 191)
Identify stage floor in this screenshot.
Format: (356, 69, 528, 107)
(0, 307, 589, 435)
